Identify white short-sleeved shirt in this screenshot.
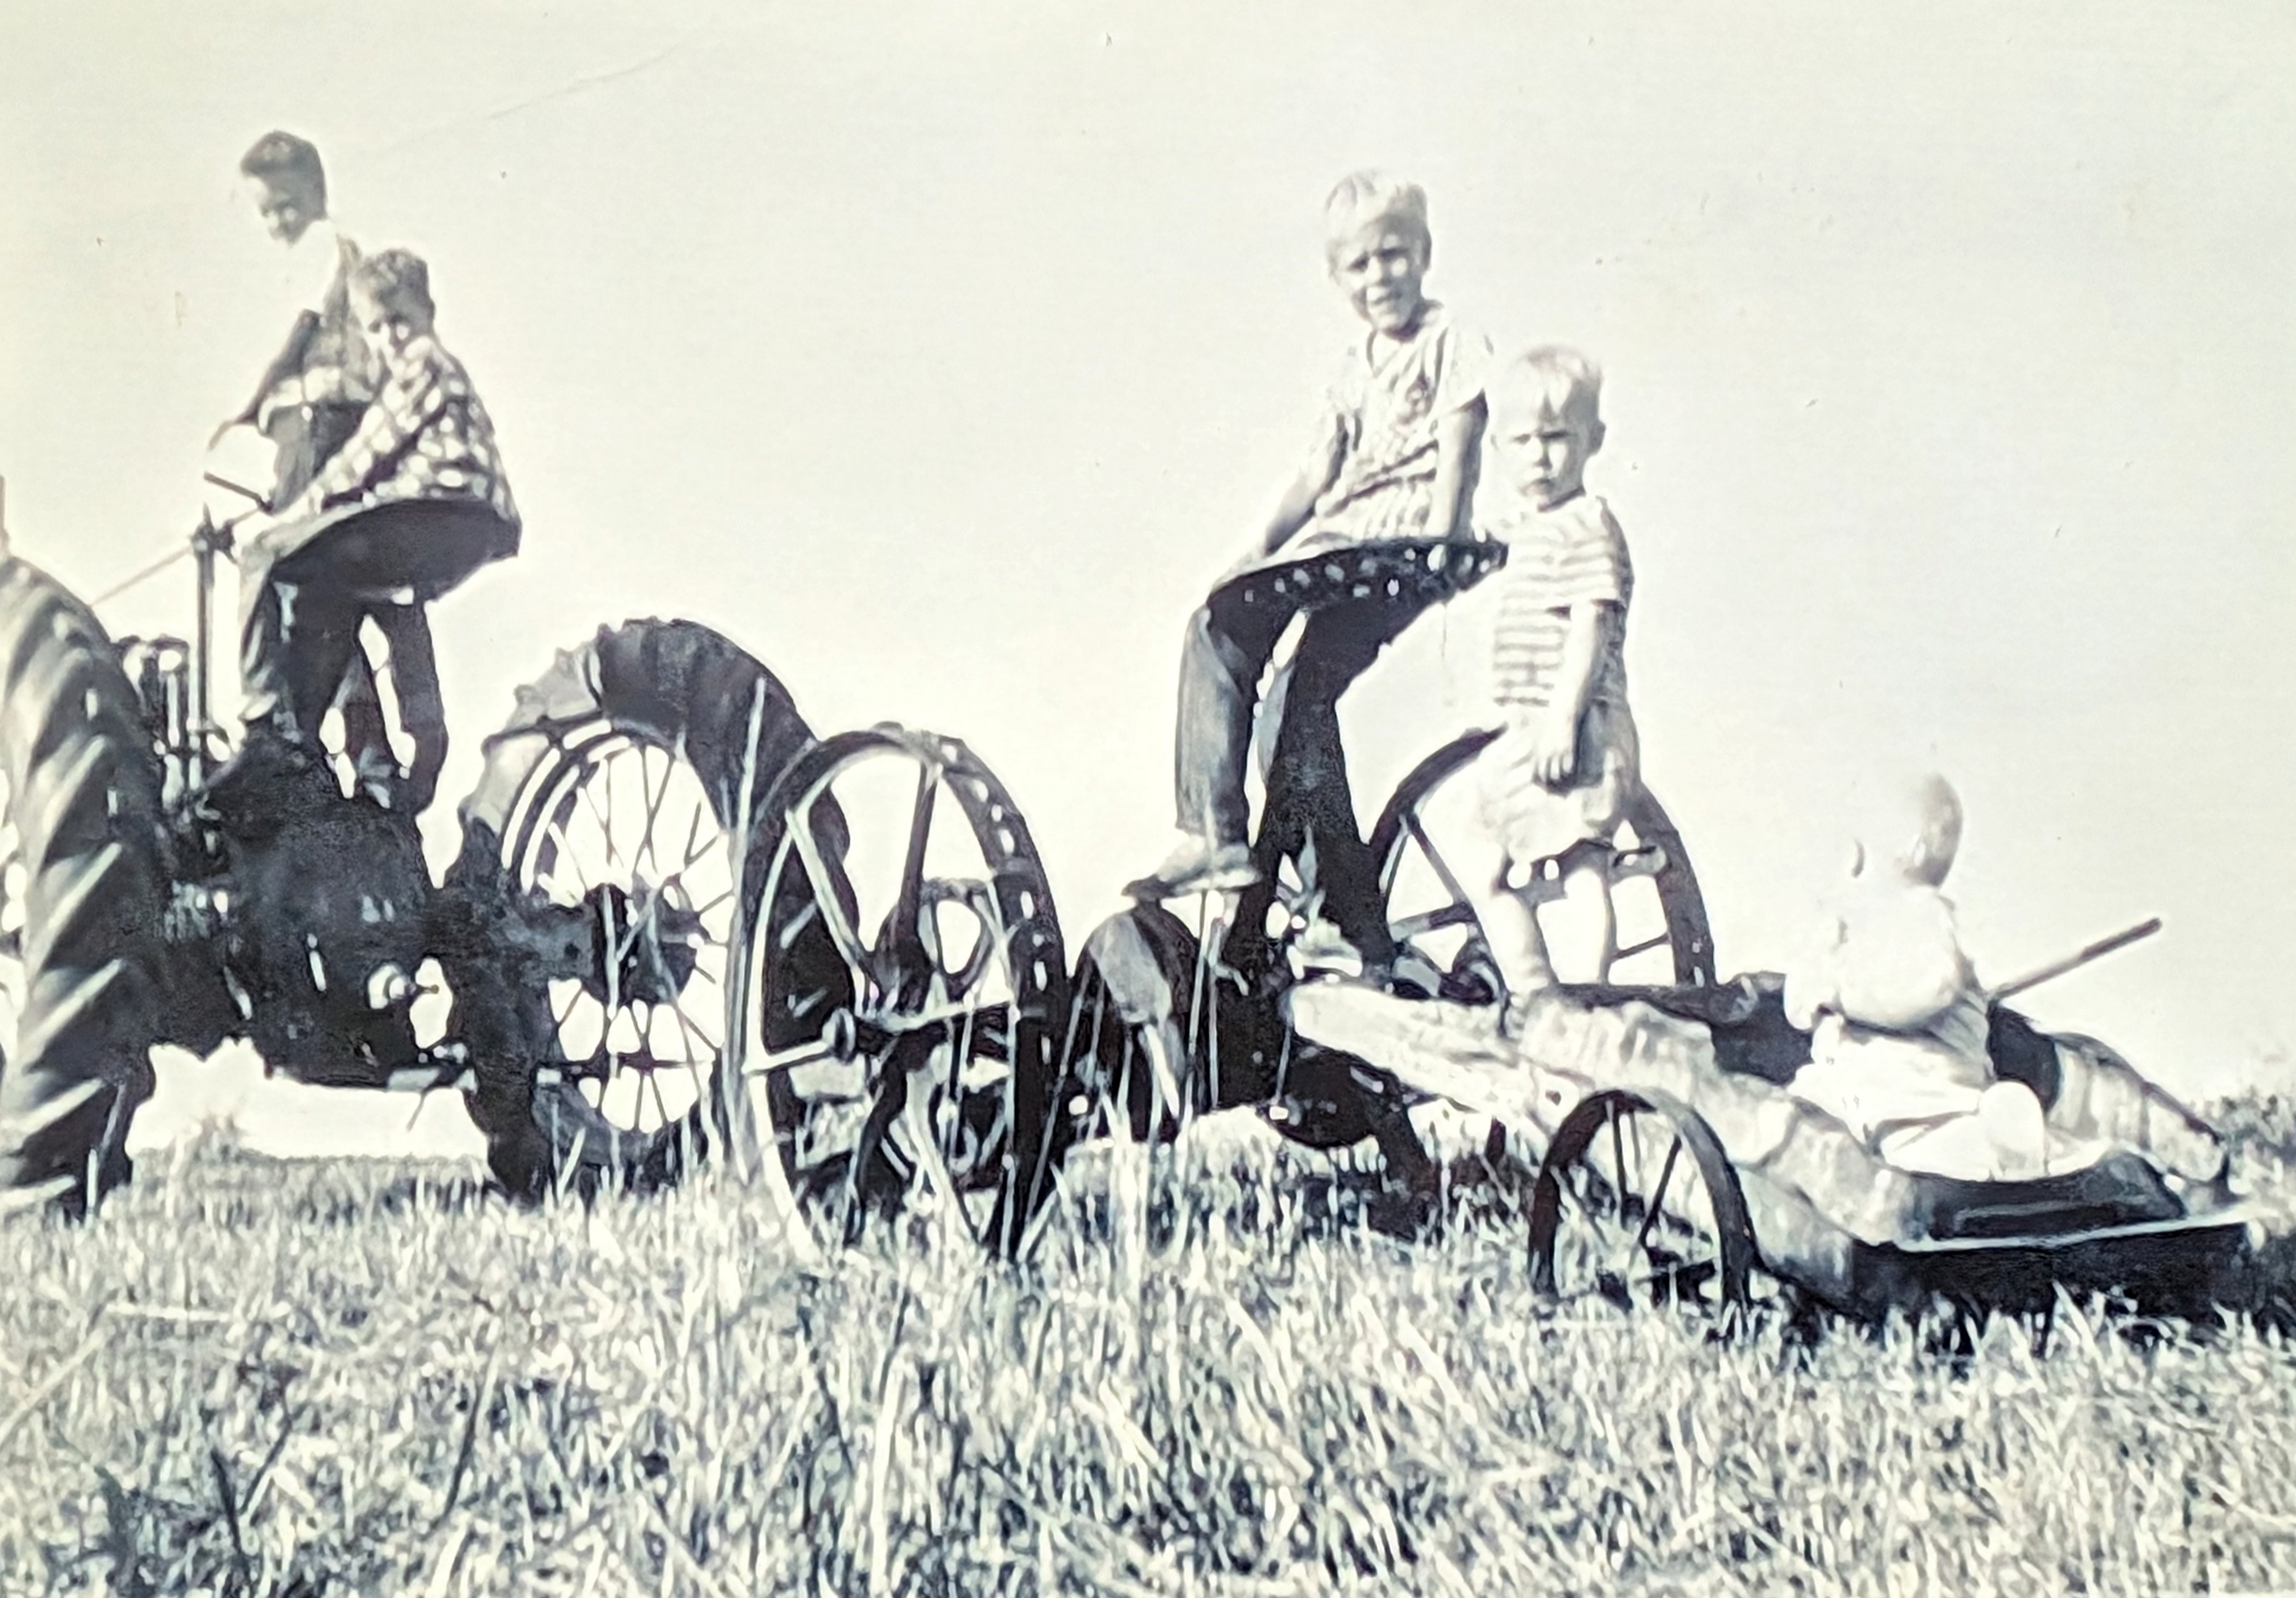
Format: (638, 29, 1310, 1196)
(280, 216, 346, 318)
(1293, 302, 1492, 551)
(264, 217, 377, 412)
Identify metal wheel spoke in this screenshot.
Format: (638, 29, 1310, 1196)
(788, 811, 876, 996)
(778, 895, 823, 952)
(680, 801, 710, 872)
(1389, 903, 1475, 943)
(643, 1057, 675, 1132)
(1401, 809, 1476, 933)
(683, 966, 724, 1001)
(579, 763, 622, 869)
(673, 1001, 720, 1057)
(540, 805, 595, 896)
(886, 761, 940, 971)
(1630, 1137, 1683, 1260)
(636, 747, 668, 876)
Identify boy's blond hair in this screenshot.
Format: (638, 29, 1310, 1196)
(1490, 346, 1603, 429)
(1322, 170, 1430, 267)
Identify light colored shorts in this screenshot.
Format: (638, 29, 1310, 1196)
(1474, 701, 1640, 869)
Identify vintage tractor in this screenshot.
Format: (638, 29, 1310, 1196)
(0, 494, 846, 1218)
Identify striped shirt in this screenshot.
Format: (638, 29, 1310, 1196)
(1486, 493, 1633, 713)
(1296, 302, 1491, 549)
(282, 333, 519, 531)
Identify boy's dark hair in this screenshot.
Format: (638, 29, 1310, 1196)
(239, 131, 326, 207)
(353, 248, 435, 325)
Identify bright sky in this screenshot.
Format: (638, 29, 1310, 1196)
(3, 0, 2292, 1152)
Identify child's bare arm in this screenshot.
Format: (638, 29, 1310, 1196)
(1527, 601, 1617, 786)
(214, 314, 320, 448)
(1425, 395, 1487, 543)
(277, 356, 447, 522)
(1255, 412, 1347, 559)
(1784, 925, 1844, 1029)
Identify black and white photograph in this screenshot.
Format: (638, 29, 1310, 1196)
(2, 3, 2293, 1591)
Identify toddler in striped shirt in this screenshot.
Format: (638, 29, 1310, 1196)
(1470, 347, 1641, 997)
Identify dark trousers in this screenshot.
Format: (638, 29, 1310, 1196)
(240, 499, 510, 806)
(1262, 598, 1418, 963)
(260, 400, 414, 782)
(263, 401, 365, 506)
(1175, 586, 1417, 961)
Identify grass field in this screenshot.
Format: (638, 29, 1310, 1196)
(7, 1098, 2296, 1597)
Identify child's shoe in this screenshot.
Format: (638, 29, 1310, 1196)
(1127, 836, 1262, 900)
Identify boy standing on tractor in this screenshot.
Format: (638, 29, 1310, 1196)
(1133, 171, 1492, 901)
(1469, 347, 1642, 1005)
(215, 132, 378, 505)
(206, 248, 521, 820)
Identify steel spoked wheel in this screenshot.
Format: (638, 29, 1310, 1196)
(1370, 732, 1506, 1008)
(509, 731, 736, 1148)
(743, 726, 1066, 1257)
(448, 620, 816, 1197)
(1529, 1089, 1759, 1321)
(1370, 732, 1717, 1008)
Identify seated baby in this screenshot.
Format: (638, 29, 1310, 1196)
(1785, 774, 2053, 1181)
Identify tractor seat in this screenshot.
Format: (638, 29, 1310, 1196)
(1208, 537, 1509, 636)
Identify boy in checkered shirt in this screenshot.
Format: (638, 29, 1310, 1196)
(1467, 347, 1640, 1000)
(210, 248, 520, 819)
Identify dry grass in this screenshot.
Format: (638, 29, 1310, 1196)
(6, 1100, 2296, 1596)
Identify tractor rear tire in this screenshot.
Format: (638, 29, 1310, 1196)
(445, 618, 813, 1199)
(0, 557, 169, 1216)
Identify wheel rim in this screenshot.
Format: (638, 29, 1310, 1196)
(744, 729, 1063, 1253)
(1613, 790, 1715, 986)
(1372, 733, 1717, 1002)
(506, 725, 737, 1139)
(1372, 735, 1505, 1007)
(1529, 1089, 1755, 1318)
